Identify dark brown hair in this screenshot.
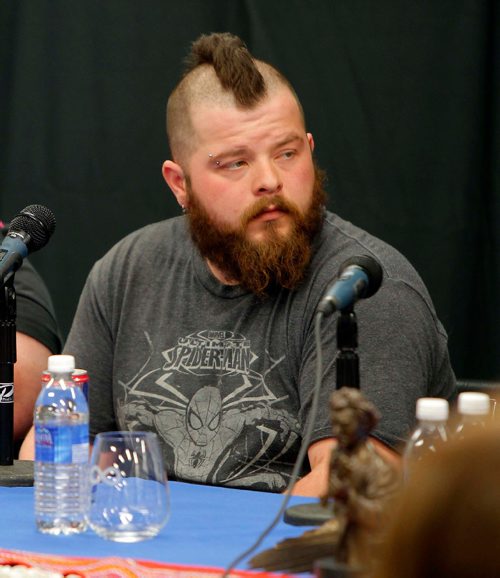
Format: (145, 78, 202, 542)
(372, 424, 500, 578)
(182, 32, 266, 107)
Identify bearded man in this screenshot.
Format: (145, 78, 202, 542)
(22, 33, 455, 496)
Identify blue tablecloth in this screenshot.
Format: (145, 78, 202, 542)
(0, 481, 316, 571)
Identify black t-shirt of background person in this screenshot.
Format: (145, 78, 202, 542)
(1, 221, 62, 354)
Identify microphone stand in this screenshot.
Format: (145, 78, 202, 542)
(314, 308, 363, 578)
(335, 306, 359, 390)
(0, 273, 16, 465)
(0, 272, 34, 485)
(283, 307, 359, 526)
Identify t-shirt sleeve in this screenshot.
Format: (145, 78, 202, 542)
(63, 259, 117, 439)
(14, 258, 63, 354)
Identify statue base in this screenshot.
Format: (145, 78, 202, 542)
(314, 557, 364, 578)
(284, 501, 335, 526)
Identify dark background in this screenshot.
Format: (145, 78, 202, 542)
(1, 1, 498, 380)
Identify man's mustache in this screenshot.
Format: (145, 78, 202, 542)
(241, 196, 295, 226)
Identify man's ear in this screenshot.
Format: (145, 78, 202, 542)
(307, 132, 315, 152)
(162, 160, 188, 208)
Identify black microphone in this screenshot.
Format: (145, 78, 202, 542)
(0, 205, 56, 282)
(317, 255, 383, 316)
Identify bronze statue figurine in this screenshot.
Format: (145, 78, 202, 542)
(249, 387, 401, 574)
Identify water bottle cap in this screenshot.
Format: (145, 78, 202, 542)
(458, 392, 490, 415)
(416, 397, 449, 421)
(47, 354, 75, 373)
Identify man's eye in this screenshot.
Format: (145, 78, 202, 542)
(279, 150, 295, 160)
(225, 160, 247, 170)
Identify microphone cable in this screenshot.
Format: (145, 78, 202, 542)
(222, 310, 335, 577)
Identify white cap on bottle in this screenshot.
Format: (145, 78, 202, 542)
(48, 354, 75, 373)
(458, 391, 490, 416)
(416, 397, 449, 421)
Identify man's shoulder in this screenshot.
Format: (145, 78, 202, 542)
(115, 216, 187, 246)
(319, 211, 423, 286)
(100, 216, 189, 262)
(87, 216, 191, 287)
(302, 210, 436, 317)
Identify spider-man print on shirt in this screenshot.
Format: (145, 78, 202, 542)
(117, 330, 301, 491)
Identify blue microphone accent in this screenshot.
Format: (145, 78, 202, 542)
(317, 255, 383, 316)
(0, 234, 29, 281)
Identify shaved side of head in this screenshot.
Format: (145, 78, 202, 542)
(166, 32, 304, 166)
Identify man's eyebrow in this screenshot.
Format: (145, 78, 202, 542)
(210, 146, 249, 160)
(208, 134, 305, 163)
(274, 133, 304, 148)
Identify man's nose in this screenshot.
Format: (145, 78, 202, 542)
(251, 159, 283, 196)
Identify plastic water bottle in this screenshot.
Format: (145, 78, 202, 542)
(34, 354, 89, 535)
(454, 391, 491, 441)
(403, 397, 449, 479)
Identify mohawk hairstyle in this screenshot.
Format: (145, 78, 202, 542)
(166, 32, 303, 164)
(182, 32, 266, 106)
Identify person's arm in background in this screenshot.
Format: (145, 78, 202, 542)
(11, 256, 62, 457)
(15, 333, 53, 443)
(18, 424, 34, 460)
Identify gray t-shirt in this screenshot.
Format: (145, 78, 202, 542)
(65, 211, 456, 492)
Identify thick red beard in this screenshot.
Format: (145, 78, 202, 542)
(186, 166, 327, 297)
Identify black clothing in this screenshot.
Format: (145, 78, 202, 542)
(1, 222, 62, 353)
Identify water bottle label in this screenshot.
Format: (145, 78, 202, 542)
(35, 423, 89, 464)
(71, 423, 89, 463)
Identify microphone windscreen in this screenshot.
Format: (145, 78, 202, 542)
(9, 205, 56, 252)
(338, 255, 383, 298)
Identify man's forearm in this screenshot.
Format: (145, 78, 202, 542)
(290, 437, 400, 498)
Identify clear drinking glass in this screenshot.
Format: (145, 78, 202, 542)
(89, 431, 170, 542)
